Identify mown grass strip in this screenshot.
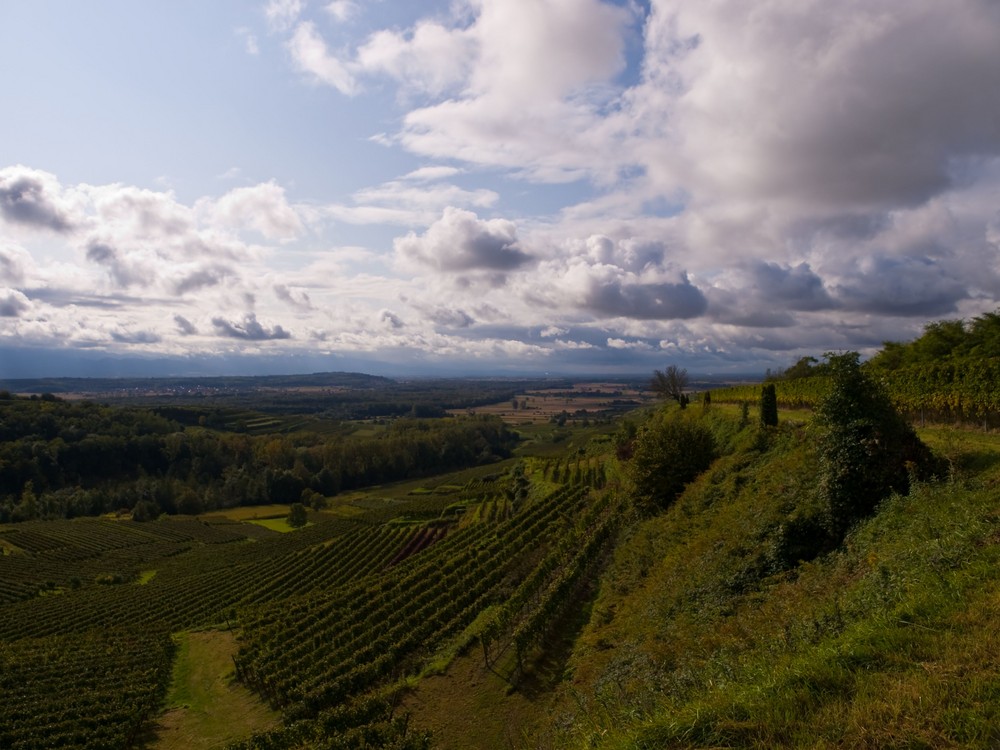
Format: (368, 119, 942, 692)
(153, 630, 278, 750)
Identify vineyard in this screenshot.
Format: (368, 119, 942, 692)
(229, 482, 616, 747)
(708, 356, 1000, 427)
(0, 628, 174, 750)
(0, 450, 617, 749)
(707, 377, 832, 410)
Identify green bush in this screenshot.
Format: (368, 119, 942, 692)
(627, 414, 716, 514)
(816, 352, 939, 537)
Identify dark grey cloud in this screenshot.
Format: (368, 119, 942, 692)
(174, 315, 197, 335)
(749, 262, 835, 311)
(212, 313, 291, 340)
(0, 244, 26, 284)
(427, 306, 475, 328)
(111, 329, 162, 344)
(23, 287, 169, 309)
(274, 283, 312, 310)
(0, 167, 75, 232)
(380, 309, 404, 329)
(794, 213, 892, 243)
(85, 242, 114, 263)
(447, 322, 569, 344)
(584, 276, 707, 320)
(0, 289, 29, 317)
(85, 241, 148, 287)
(706, 288, 796, 328)
(704, 262, 836, 327)
(395, 207, 532, 273)
(172, 266, 231, 295)
(586, 235, 668, 272)
(833, 255, 968, 316)
(661, 2, 1000, 213)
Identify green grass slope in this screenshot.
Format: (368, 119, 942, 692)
(559, 410, 1000, 748)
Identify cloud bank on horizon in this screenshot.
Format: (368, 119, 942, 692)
(2, 0, 1000, 376)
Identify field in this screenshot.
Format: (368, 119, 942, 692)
(450, 382, 653, 424)
(201, 505, 298, 522)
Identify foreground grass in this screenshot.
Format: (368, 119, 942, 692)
(559, 410, 1000, 748)
(151, 630, 278, 749)
(625, 481, 1000, 748)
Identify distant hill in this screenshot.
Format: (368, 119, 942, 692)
(0, 371, 395, 396)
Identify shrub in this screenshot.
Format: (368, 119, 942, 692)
(815, 352, 939, 537)
(627, 415, 716, 514)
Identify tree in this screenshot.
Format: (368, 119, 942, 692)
(13, 481, 38, 522)
(269, 469, 305, 504)
(815, 352, 939, 537)
(131, 499, 160, 522)
(627, 415, 715, 514)
(782, 355, 821, 380)
(965, 310, 1000, 358)
(175, 488, 203, 516)
(287, 502, 308, 528)
(867, 340, 907, 371)
(911, 319, 966, 362)
(759, 383, 778, 426)
(301, 488, 327, 511)
(651, 366, 690, 408)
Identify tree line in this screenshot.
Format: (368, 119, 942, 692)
(0, 395, 517, 523)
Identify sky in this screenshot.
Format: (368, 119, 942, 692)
(2, 0, 1000, 378)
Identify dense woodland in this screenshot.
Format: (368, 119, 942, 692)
(0, 395, 517, 523)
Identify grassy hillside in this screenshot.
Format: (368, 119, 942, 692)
(555, 406, 1000, 748)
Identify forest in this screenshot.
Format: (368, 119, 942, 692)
(1, 312, 999, 749)
(0, 394, 518, 523)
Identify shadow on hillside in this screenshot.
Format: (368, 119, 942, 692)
(515, 575, 601, 699)
(954, 448, 1000, 475)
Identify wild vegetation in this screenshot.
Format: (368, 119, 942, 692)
(1, 315, 999, 748)
(710, 308, 1000, 426)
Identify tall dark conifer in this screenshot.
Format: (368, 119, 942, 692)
(760, 383, 778, 427)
